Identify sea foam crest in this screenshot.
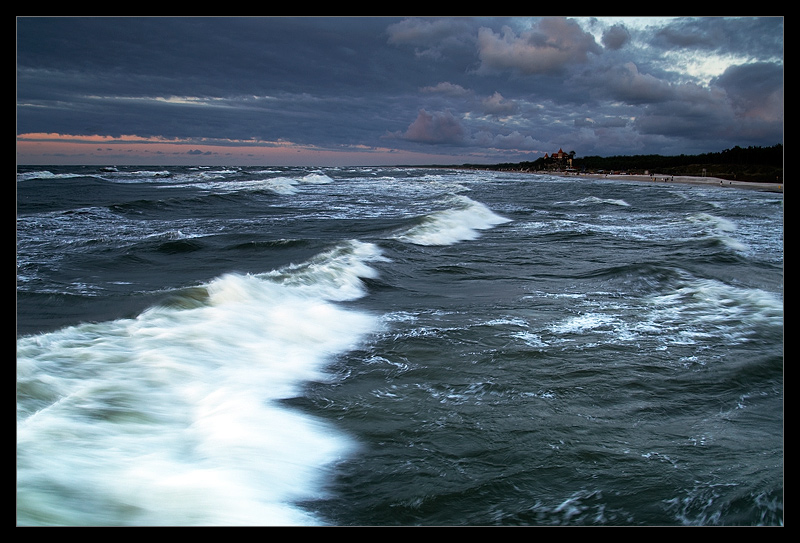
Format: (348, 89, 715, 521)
(557, 196, 630, 207)
(259, 177, 300, 195)
(300, 173, 334, 184)
(160, 172, 334, 195)
(648, 276, 783, 336)
(262, 240, 388, 301)
(394, 195, 511, 246)
(687, 212, 749, 252)
(16, 170, 89, 182)
(259, 172, 333, 194)
(16, 240, 385, 526)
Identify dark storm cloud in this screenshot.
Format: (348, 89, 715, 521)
(714, 62, 784, 118)
(650, 16, 784, 57)
(401, 109, 466, 144)
(17, 16, 783, 164)
(475, 17, 603, 76)
(601, 24, 631, 50)
(17, 18, 413, 139)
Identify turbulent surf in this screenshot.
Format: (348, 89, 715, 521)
(17, 165, 783, 526)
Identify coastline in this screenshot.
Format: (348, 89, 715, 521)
(552, 171, 783, 193)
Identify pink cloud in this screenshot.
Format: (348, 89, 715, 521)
(16, 131, 488, 166)
(476, 17, 601, 75)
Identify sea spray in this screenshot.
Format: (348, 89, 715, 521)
(17, 241, 386, 526)
(393, 195, 511, 246)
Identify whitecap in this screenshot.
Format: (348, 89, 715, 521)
(17, 241, 386, 526)
(393, 195, 511, 246)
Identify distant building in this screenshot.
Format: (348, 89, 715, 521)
(544, 148, 575, 170)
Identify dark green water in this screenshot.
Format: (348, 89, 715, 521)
(17, 166, 783, 525)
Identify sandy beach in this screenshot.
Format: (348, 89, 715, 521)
(556, 172, 783, 193)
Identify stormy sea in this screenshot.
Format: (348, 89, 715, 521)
(16, 165, 783, 526)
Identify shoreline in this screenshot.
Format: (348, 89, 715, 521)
(550, 171, 783, 193)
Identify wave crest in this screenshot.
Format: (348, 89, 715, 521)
(394, 196, 510, 246)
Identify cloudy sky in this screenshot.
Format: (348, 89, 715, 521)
(16, 16, 783, 167)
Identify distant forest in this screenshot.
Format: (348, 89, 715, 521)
(463, 144, 783, 183)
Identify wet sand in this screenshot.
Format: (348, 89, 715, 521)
(558, 172, 783, 193)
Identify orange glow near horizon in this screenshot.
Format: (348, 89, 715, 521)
(16, 132, 481, 167)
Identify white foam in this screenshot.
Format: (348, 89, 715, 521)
(300, 173, 334, 184)
(686, 212, 750, 252)
(262, 240, 388, 301)
(394, 195, 511, 246)
(17, 170, 88, 181)
(550, 312, 621, 335)
(16, 241, 386, 526)
(557, 196, 630, 207)
(688, 212, 736, 232)
(159, 172, 333, 195)
(647, 276, 784, 340)
(263, 177, 300, 194)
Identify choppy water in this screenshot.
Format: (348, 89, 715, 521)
(16, 165, 783, 525)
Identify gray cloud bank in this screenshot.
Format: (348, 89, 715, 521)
(17, 16, 783, 163)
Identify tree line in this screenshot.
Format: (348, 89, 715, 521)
(465, 144, 783, 183)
